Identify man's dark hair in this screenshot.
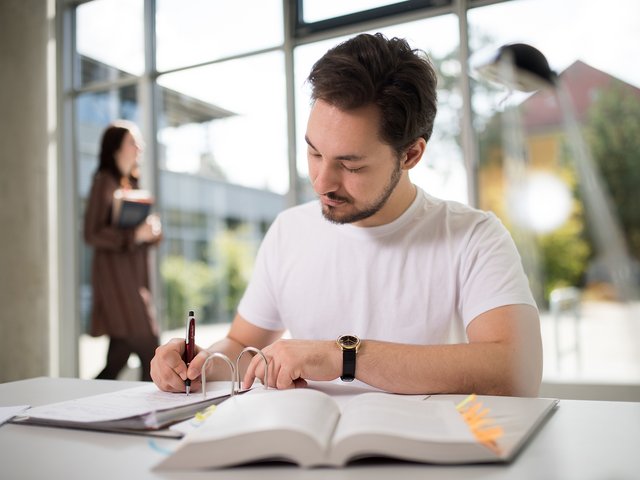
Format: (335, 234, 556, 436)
(307, 32, 438, 155)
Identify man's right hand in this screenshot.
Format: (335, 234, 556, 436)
(150, 338, 208, 392)
(150, 315, 284, 392)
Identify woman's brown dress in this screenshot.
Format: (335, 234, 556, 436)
(84, 171, 160, 379)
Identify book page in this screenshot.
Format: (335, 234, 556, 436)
(117, 189, 153, 201)
(305, 379, 384, 410)
(21, 382, 234, 423)
(186, 389, 340, 450)
(0, 405, 29, 426)
(333, 393, 475, 444)
(426, 394, 559, 458)
(158, 388, 342, 469)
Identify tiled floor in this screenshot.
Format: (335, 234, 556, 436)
(80, 301, 640, 386)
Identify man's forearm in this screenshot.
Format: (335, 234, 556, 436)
(356, 339, 541, 396)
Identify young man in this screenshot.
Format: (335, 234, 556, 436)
(151, 33, 542, 396)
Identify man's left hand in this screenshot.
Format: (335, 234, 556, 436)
(242, 339, 340, 389)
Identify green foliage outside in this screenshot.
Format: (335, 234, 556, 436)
(160, 227, 255, 330)
(210, 228, 255, 317)
(585, 83, 640, 260)
(537, 200, 591, 300)
(161, 256, 217, 330)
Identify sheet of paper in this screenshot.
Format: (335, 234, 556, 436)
(22, 382, 234, 423)
(0, 405, 30, 426)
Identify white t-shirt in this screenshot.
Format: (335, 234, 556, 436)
(238, 187, 536, 345)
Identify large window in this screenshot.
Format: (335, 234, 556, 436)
(76, 0, 144, 84)
(73, 0, 287, 378)
(468, 0, 640, 383)
(69, 0, 640, 386)
(155, 0, 283, 72)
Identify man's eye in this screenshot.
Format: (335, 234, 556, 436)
(344, 165, 364, 173)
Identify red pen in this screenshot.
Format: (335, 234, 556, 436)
(183, 310, 196, 395)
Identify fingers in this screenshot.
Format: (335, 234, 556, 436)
(275, 362, 301, 390)
(243, 352, 273, 389)
(242, 355, 259, 390)
(293, 378, 308, 389)
(184, 349, 213, 393)
(243, 350, 301, 391)
(150, 338, 189, 393)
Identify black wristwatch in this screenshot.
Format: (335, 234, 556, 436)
(336, 335, 361, 382)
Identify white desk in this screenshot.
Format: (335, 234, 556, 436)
(1, 377, 639, 480)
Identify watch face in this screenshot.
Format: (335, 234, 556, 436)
(337, 335, 360, 350)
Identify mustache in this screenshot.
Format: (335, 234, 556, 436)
(325, 192, 350, 203)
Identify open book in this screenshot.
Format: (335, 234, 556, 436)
(155, 388, 558, 469)
(111, 188, 153, 228)
(12, 382, 238, 438)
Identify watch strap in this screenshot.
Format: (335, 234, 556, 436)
(340, 348, 356, 382)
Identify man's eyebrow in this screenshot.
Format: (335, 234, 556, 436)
(304, 135, 365, 161)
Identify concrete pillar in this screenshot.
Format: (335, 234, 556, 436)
(0, 0, 52, 382)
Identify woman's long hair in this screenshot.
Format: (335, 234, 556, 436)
(96, 119, 141, 187)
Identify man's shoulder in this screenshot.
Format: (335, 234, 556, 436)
(420, 190, 496, 229)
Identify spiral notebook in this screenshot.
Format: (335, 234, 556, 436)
(12, 347, 268, 438)
(11, 381, 237, 438)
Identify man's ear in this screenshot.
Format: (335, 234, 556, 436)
(402, 138, 427, 170)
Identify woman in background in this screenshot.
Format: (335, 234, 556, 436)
(84, 120, 162, 381)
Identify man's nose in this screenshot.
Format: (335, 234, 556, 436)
(312, 161, 341, 195)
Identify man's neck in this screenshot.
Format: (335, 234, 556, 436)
(354, 177, 417, 228)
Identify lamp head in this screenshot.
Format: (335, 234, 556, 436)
(475, 43, 557, 92)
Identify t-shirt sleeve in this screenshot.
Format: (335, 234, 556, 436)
(237, 217, 285, 332)
(458, 213, 538, 327)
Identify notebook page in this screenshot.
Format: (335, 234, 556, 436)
(21, 382, 234, 423)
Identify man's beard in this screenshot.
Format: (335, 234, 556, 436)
(321, 162, 403, 225)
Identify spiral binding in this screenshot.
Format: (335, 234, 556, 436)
(201, 346, 269, 399)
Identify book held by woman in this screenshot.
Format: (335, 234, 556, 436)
(111, 188, 153, 228)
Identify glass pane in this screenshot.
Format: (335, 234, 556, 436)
(302, 1, 409, 23)
(156, 0, 283, 72)
(157, 52, 288, 193)
(294, 14, 466, 203)
(469, 0, 640, 384)
(75, 87, 140, 378)
(76, 0, 144, 85)
(156, 52, 288, 328)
